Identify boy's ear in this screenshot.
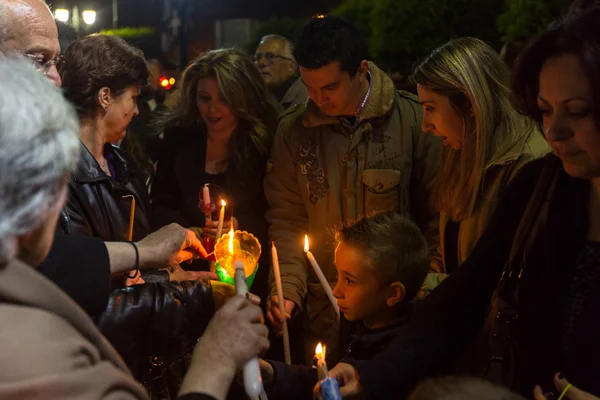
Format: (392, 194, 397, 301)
(386, 282, 406, 307)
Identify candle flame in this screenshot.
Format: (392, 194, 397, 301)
(228, 227, 234, 254)
(304, 235, 309, 253)
(315, 342, 323, 358)
(221, 199, 226, 207)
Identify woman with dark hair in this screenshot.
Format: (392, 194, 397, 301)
(151, 48, 281, 302)
(314, 8, 600, 400)
(59, 35, 227, 399)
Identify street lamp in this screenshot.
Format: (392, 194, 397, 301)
(82, 10, 96, 25)
(54, 8, 69, 22)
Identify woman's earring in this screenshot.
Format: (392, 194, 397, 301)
(104, 106, 109, 113)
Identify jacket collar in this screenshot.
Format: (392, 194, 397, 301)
(0, 258, 131, 373)
(302, 61, 396, 129)
(72, 141, 134, 185)
(484, 129, 547, 170)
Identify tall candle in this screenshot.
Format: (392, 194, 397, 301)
(215, 200, 226, 240)
(271, 242, 291, 365)
(304, 235, 340, 317)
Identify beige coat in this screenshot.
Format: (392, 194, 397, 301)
(0, 259, 148, 400)
(265, 62, 441, 360)
(280, 77, 308, 110)
(431, 130, 550, 273)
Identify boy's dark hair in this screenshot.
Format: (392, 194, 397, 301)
(294, 16, 368, 75)
(408, 376, 526, 400)
(335, 212, 429, 302)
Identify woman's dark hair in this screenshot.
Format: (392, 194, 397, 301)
(60, 34, 148, 118)
(334, 211, 430, 303)
(511, 10, 600, 129)
(294, 15, 368, 75)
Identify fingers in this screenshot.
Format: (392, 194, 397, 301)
(533, 386, 549, 400)
(184, 229, 208, 258)
(553, 373, 596, 400)
(247, 293, 261, 305)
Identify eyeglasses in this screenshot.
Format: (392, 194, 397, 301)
(24, 54, 64, 76)
(253, 52, 293, 64)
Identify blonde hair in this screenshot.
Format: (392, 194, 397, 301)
(412, 37, 537, 221)
(159, 48, 279, 162)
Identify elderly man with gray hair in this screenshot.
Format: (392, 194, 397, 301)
(0, 57, 269, 400)
(0, 0, 206, 316)
(254, 34, 308, 110)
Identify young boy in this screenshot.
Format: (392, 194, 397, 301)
(261, 211, 430, 399)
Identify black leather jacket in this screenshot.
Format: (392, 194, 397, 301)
(59, 141, 215, 398)
(62, 142, 152, 241)
(96, 280, 216, 400)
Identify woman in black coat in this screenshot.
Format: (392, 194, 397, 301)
(58, 34, 222, 399)
(151, 49, 281, 303)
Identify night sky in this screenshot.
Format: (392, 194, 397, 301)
(59, 0, 343, 29)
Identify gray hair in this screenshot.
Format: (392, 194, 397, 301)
(0, 57, 80, 263)
(260, 34, 295, 57)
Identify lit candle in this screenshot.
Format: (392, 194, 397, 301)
(315, 342, 328, 380)
(215, 200, 226, 240)
(304, 235, 340, 316)
(315, 342, 342, 400)
(271, 242, 291, 365)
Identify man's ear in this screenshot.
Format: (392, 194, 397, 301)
(358, 59, 369, 82)
(385, 282, 406, 307)
(97, 87, 112, 111)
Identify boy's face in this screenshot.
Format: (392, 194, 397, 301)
(333, 242, 392, 327)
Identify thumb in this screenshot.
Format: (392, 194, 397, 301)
(339, 379, 361, 398)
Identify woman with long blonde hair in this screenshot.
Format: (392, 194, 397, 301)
(412, 37, 549, 275)
(151, 48, 281, 301)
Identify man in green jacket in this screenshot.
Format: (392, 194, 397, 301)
(264, 16, 442, 363)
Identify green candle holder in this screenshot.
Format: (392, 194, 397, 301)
(214, 230, 261, 290)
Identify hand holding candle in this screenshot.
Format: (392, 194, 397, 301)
(304, 235, 340, 317)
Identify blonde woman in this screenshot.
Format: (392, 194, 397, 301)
(151, 48, 281, 302)
(412, 37, 549, 275)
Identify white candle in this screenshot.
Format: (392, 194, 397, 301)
(304, 235, 340, 317)
(271, 242, 291, 365)
(233, 256, 263, 398)
(315, 342, 328, 381)
(215, 200, 226, 240)
(202, 185, 211, 208)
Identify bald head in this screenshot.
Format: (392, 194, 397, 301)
(0, 0, 61, 87)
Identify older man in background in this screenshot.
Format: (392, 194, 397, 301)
(254, 34, 308, 110)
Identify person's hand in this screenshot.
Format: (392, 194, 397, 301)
(137, 223, 208, 268)
(313, 363, 363, 399)
(203, 217, 238, 239)
(259, 359, 275, 389)
(179, 295, 269, 399)
(195, 295, 269, 371)
(188, 226, 204, 241)
(534, 373, 599, 400)
(167, 265, 218, 282)
(266, 295, 295, 336)
(124, 270, 145, 286)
